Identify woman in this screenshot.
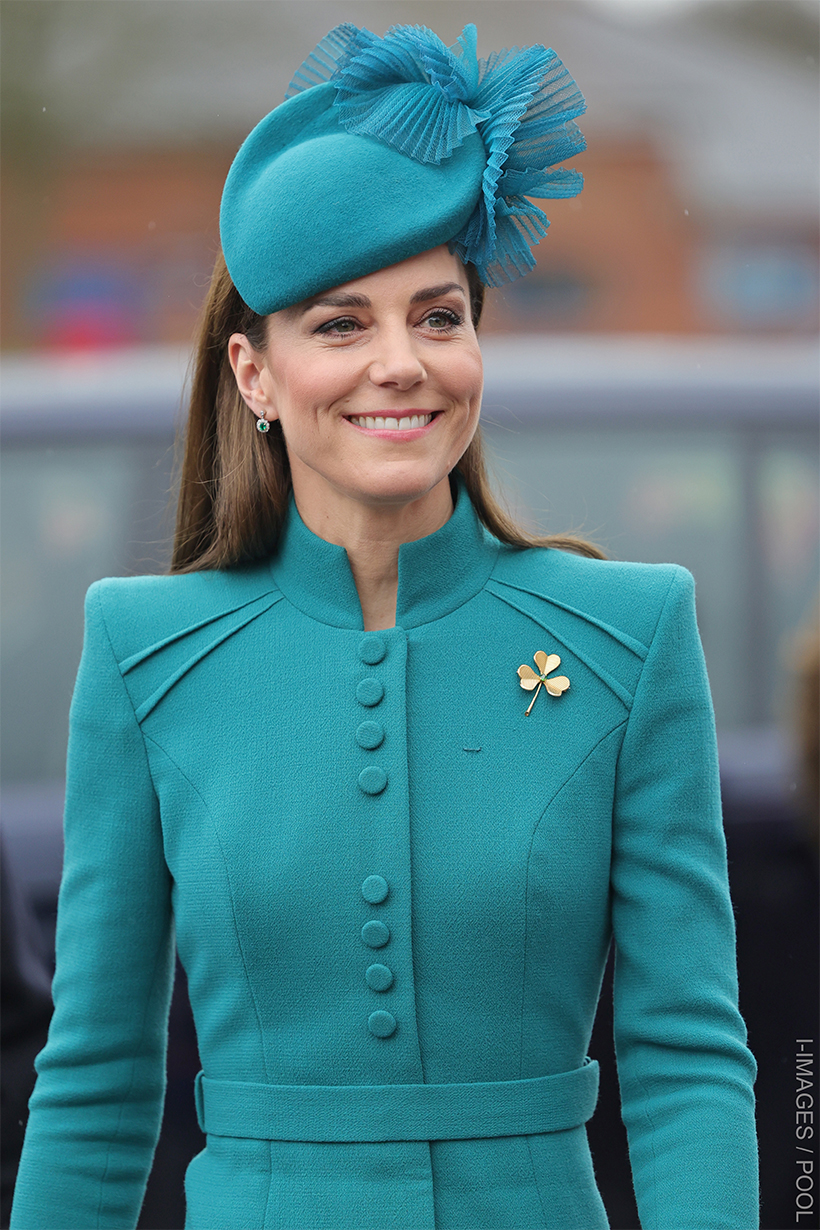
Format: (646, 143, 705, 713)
(11, 22, 757, 1230)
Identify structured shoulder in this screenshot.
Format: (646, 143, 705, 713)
(86, 562, 281, 665)
(489, 544, 693, 655)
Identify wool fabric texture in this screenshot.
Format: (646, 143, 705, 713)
(220, 22, 587, 312)
(10, 487, 758, 1230)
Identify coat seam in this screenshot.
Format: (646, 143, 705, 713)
(95, 585, 177, 883)
(141, 731, 272, 1081)
(93, 585, 161, 810)
(262, 1138, 274, 1230)
(132, 593, 285, 721)
(525, 1134, 551, 1228)
(610, 566, 684, 1230)
(487, 573, 650, 660)
(88, 587, 171, 1228)
(612, 567, 681, 792)
(487, 586, 635, 712)
(519, 721, 628, 1079)
(119, 585, 283, 673)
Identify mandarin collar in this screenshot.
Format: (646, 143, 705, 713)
(268, 481, 499, 630)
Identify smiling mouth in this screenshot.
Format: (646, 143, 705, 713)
(346, 413, 435, 430)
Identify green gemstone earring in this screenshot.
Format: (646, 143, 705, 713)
(256, 416, 270, 434)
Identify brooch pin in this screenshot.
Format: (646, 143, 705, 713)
(517, 651, 570, 715)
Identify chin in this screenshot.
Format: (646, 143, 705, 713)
(350, 468, 453, 509)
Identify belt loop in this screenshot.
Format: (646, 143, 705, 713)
(194, 1070, 205, 1132)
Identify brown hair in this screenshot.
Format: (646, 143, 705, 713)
(171, 254, 605, 572)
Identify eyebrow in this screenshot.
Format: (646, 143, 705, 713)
(410, 282, 466, 304)
(299, 292, 371, 314)
(298, 282, 467, 315)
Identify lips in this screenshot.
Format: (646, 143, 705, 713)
(346, 413, 434, 430)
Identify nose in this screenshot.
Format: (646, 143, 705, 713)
(368, 327, 426, 391)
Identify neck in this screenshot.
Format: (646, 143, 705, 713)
(290, 473, 455, 631)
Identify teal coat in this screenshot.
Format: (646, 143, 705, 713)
(11, 487, 757, 1230)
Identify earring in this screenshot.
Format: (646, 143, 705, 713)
(256, 416, 271, 434)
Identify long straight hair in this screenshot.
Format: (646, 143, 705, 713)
(171, 254, 604, 572)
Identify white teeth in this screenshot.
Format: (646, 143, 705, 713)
(348, 413, 433, 429)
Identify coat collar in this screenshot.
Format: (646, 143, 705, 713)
(268, 479, 500, 630)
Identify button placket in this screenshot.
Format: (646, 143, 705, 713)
(355, 635, 398, 1037)
(361, 876, 394, 1012)
(360, 906, 395, 1035)
(356, 636, 388, 797)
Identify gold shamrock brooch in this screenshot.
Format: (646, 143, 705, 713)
(517, 651, 570, 715)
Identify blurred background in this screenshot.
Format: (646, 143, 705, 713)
(1, 2, 818, 1228)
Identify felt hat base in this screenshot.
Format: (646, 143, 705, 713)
(221, 84, 486, 315)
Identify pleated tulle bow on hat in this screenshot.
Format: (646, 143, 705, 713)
(220, 22, 586, 313)
(285, 22, 587, 287)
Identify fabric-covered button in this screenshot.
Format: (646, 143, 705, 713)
(368, 1010, 397, 1038)
(365, 963, 394, 992)
(361, 875, 389, 905)
(358, 766, 387, 795)
(356, 721, 384, 750)
(356, 678, 384, 707)
(361, 921, 390, 948)
(358, 636, 386, 665)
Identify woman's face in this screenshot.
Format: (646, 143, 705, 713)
(230, 246, 483, 524)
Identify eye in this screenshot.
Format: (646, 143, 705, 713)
(421, 308, 463, 332)
(315, 316, 361, 336)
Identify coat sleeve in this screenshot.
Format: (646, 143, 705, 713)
(10, 582, 175, 1230)
(611, 566, 759, 1230)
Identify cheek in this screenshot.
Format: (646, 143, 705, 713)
(447, 352, 483, 413)
(267, 370, 322, 430)
(272, 355, 357, 425)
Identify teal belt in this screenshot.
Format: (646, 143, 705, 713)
(195, 1060, 599, 1142)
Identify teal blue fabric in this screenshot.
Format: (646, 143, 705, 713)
(220, 22, 587, 309)
(195, 1064, 599, 1142)
(11, 487, 758, 1229)
(220, 82, 487, 315)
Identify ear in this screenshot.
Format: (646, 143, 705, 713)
(228, 333, 279, 422)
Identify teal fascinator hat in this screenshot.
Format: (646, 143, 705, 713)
(220, 22, 586, 314)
